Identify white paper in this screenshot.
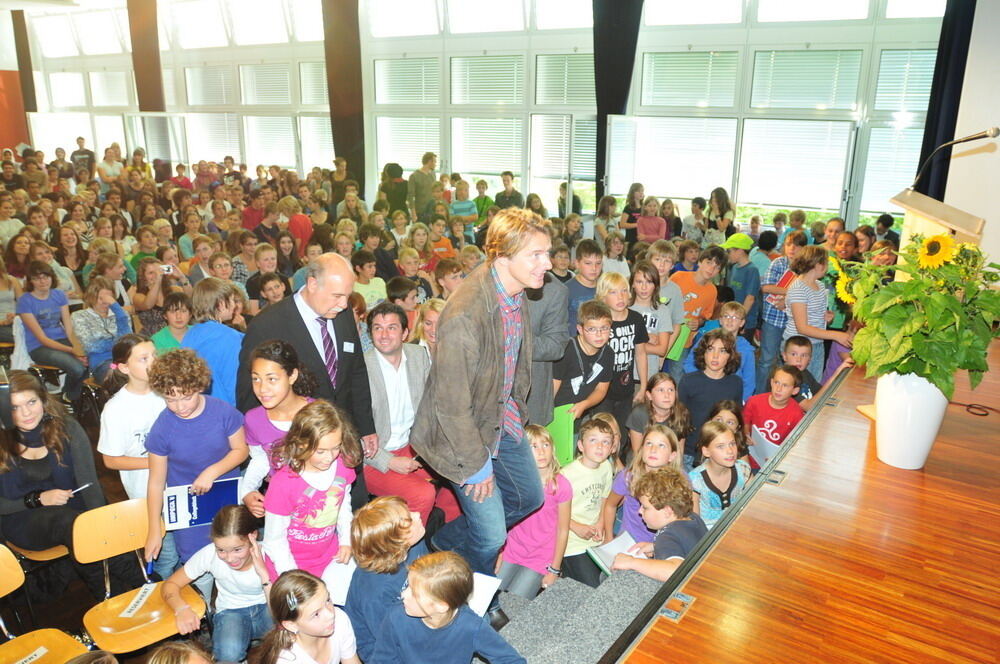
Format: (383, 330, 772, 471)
(469, 573, 502, 616)
(586, 531, 645, 575)
(118, 583, 158, 618)
(343, 341, 355, 353)
(749, 425, 782, 468)
(323, 558, 357, 606)
(15, 647, 48, 664)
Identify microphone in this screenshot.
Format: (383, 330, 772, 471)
(911, 127, 999, 190)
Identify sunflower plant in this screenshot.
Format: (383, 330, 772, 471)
(843, 234, 1000, 399)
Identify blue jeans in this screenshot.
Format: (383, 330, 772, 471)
(29, 341, 87, 400)
(756, 322, 784, 394)
(212, 603, 273, 663)
(432, 432, 544, 598)
(807, 341, 825, 382)
(152, 531, 181, 581)
(666, 347, 691, 384)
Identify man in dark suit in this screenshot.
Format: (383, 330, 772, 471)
(237, 253, 377, 507)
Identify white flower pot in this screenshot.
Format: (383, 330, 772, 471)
(874, 372, 949, 470)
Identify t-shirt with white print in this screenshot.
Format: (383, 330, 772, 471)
(607, 309, 649, 400)
(552, 337, 612, 409)
(96, 387, 166, 500)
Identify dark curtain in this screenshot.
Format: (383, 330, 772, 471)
(127, 0, 165, 112)
(592, 0, 644, 199)
(11, 11, 36, 113)
(322, 0, 366, 192)
(915, 0, 977, 200)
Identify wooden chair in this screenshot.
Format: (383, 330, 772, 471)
(3, 541, 70, 628)
(0, 544, 87, 664)
(72, 498, 206, 653)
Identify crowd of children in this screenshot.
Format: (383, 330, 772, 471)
(1, 146, 888, 662)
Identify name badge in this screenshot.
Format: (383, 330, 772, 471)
(343, 341, 355, 353)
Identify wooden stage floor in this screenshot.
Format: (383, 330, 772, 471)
(624, 345, 1000, 664)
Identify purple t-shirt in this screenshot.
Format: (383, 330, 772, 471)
(612, 470, 655, 543)
(16, 289, 69, 351)
(244, 399, 314, 477)
(145, 395, 244, 560)
(502, 474, 572, 575)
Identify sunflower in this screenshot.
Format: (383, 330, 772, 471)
(917, 234, 956, 269)
(836, 272, 856, 304)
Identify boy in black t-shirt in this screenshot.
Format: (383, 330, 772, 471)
(611, 467, 708, 581)
(553, 300, 613, 420)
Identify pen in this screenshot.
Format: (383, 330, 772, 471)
(146, 560, 155, 577)
(71, 482, 92, 495)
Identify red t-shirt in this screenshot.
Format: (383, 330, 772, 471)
(743, 393, 805, 447)
(287, 213, 313, 257)
(242, 205, 264, 230)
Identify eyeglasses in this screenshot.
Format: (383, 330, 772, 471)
(584, 326, 611, 335)
(721, 315, 745, 321)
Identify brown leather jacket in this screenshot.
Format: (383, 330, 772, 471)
(410, 264, 533, 484)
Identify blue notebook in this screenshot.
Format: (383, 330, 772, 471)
(162, 476, 239, 531)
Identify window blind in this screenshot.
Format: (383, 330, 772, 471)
(738, 119, 853, 209)
(228, 0, 288, 45)
(451, 117, 524, 175)
(535, 54, 595, 106)
(530, 115, 596, 180)
(375, 58, 440, 105)
(606, 115, 737, 198)
(644, 0, 742, 26)
(451, 55, 525, 105)
(138, 116, 179, 163)
(535, 0, 592, 29)
(368, 0, 439, 38)
(89, 71, 132, 107)
(289, 0, 324, 41)
(74, 11, 122, 55)
(448, 0, 524, 33)
(240, 64, 292, 105)
(49, 72, 87, 108)
(375, 116, 441, 172)
(185, 66, 238, 106)
(641, 51, 738, 107)
(243, 116, 297, 168)
(185, 113, 242, 163)
(163, 69, 178, 108)
(752, 49, 862, 110)
(300, 62, 329, 105)
(874, 50, 936, 113)
(860, 127, 922, 212)
(300, 116, 335, 171)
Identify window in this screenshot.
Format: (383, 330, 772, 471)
(376, 116, 441, 173)
(31, 16, 78, 58)
(738, 119, 853, 209)
(874, 50, 936, 113)
(130, 116, 187, 164)
(240, 64, 292, 105)
(163, 69, 178, 108)
(89, 71, 132, 107)
(607, 116, 737, 199)
(74, 11, 123, 55)
(641, 51, 738, 107)
(185, 66, 238, 106)
(375, 59, 440, 105)
(172, 0, 229, 49)
(185, 113, 242, 162)
(757, 0, 869, 22)
(535, 54, 595, 106)
(300, 116, 336, 171)
(535, 0, 592, 29)
(644, 0, 742, 26)
(448, 0, 524, 33)
(27, 113, 93, 159)
(367, 0, 439, 38)
(451, 56, 525, 105)
(529, 115, 597, 212)
(228, 0, 288, 45)
(752, 50, 862, 110)
(289, 0, 324, 41)
(93, 115, 127, 158)
(115, 9, 133, 52)
(243, 116, 297, 168)
(300, 63, 329, 105)
(49, 72, 87, 108)
(451, 117, 524, 176)
(860, 127, 922, 212)
(886, 0, 945, 19)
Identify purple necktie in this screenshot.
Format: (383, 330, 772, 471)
(317, 316, 338, 389)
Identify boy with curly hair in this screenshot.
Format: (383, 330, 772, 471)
(143, 349, 248, 594)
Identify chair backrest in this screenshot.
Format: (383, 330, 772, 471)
(0, 544, 26, 598)
(72, 498, 150, 564)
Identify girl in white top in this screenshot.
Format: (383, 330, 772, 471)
(162, 505, 273, 664)
(601, 231, 631, 279)
(259, 570, 360, 664)
(97, 335, 165, 501)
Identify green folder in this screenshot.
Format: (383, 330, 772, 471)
(548, 404, 576, 466)
(666, 324, 692, 361)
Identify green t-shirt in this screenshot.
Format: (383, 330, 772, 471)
(354, 277, 387, 309)
(130, 251, 157, 271)
(151, 325, 187, 354)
